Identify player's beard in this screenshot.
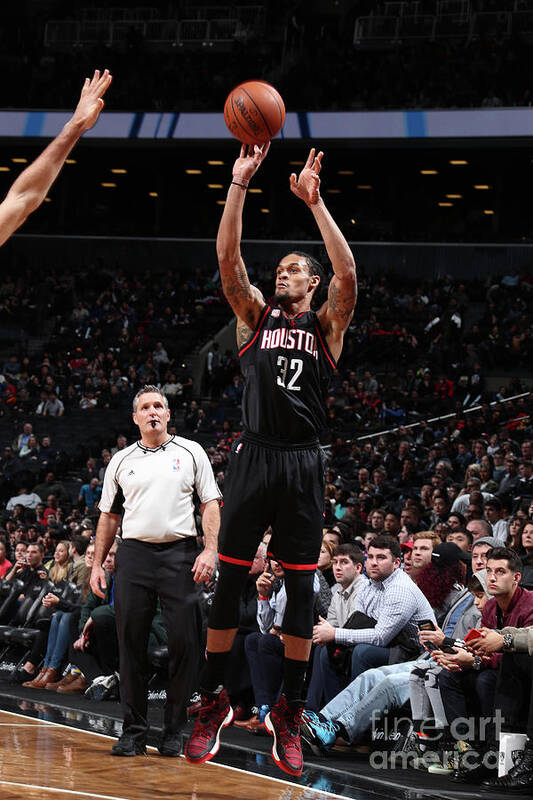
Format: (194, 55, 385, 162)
(274, 290, 290, 304)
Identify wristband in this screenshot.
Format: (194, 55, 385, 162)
(472, 655, 482, 671)
(231, 180, 248, 190)
(258, 595, 269, 601)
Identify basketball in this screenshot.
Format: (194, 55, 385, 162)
(224, 80, 286, 145)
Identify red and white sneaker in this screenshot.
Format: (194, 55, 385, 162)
(264, 694, 304, 777)
(184, 689, 233, 764)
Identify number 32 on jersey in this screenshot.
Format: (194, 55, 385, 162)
(277, 356, 303, 391)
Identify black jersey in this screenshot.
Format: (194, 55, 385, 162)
(238, 304, 337, 444)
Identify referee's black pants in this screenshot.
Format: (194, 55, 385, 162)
(114, 537, 201, 743)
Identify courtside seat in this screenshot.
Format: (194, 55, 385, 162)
(4, 581, 81, 647)
(0, 581, 55, 642)
(0, 580, 24, 623)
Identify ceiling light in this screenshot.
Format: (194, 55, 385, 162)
(357, 185, 372, 190)
(438, 202, 453, 207)
(65, 159, 76, 164)
(207, 184, 223, 189)
(111, 168, 127, 174)
(338, 170, 354, 175)
(149, 192, 158, 197)
(421, 170, 438, 175)
(289, 161, 304, 166)
(446, 194, 462, 199)
(248, 188, 262, 193)
(0, 167, 10, 172)
(483, 209, 495, 215)
(260, 208, 270, 213)
(207, 160, 224, 165)
(101, 182, 116, 188)
(327, 189, 341, 194)
(186, 169, 202, 175)
(450, 160, 468, 165)
(474, 185, 490, 190)
(11, 158, 28, 163)
(350, 219, 356, 224)
(44, 197, 52, 203)
(216, 200, 226, 205)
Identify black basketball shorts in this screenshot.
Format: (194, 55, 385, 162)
(218, 432, 325, 573)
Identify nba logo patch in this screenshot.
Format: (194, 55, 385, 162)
(271, 309, 280, 317)
(235, 443, 243, 454)
(172, 457, 180, 472)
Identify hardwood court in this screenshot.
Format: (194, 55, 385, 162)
(0, 710, 342, 800)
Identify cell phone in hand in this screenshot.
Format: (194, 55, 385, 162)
(418, 619, 436, 631)
(441, 644, 458, 654)
(464, 628, 482, 643)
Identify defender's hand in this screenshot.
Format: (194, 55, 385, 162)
(71, 69, 112, 132)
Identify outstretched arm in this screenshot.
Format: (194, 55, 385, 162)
(216, 143, 270, 339)
(0, 69, 112, 247)
(290, 148, 357, 362)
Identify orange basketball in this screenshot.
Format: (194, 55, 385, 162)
(224, 80, 285, 145)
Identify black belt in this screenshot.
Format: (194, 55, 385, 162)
(124, 537, 197, 552)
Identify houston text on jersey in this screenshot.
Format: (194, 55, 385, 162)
(259, 327, 318, 359)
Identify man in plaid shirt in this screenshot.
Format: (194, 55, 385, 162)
(311, 535, 436, 707)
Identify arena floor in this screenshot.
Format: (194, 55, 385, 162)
(0, 684, 489, 800)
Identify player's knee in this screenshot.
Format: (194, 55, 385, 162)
(281, 570, 315, 638)
(208, 560, 249, 630)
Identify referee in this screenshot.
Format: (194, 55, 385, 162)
(90, 385, 221, 757)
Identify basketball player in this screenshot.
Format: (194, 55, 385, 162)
(0, 69, 112, 247)
(185, 146, 357, 776)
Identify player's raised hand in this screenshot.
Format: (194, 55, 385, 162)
(71, 69, 113, 133)
(290, 148, 323, 206)
(232, 142, 270, 186)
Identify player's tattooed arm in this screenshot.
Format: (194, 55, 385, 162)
(290, 148, 357, 344)
(327, 277, 357, 325)
(217, 144, 268, 328)
(236, 318, 254, 350)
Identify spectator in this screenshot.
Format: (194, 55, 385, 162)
(307, 536, 435, 710)
(483, 497, 509, 544)
(445, 528, 473, 552)
(438, 547, 533, 784)
(471, 537, 500, 573)
(466, 518, 493, 543)
(300, 570, 484, 761)
(497, 455, 520, 497)
(43, 392, 65, 417)
(44, 541, 73, 585)
(410, 532, 439, 582)
(4, 541, 47, 593)
(0, 540, 12, 578)
(78, 478, 102, 513)
(317, 539, 335, 588)
(6, 486, 41, 512)
(33, 472, 70, 506)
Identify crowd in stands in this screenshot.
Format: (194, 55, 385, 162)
(1, 3, 533, 113)
(0, 257, 533, 780)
